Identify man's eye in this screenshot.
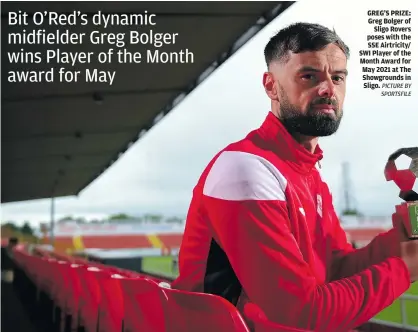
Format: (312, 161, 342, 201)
(301, 74, 315, 80)
(333, 76, 345, 82)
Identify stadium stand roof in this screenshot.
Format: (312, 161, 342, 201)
(1, 1, 294, 203)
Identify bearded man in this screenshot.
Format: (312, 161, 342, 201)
(172, 22, 418, 332)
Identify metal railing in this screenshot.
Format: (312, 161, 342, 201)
(370, 293, 418, 331)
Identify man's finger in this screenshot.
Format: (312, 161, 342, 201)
(392, 212, 408, 241)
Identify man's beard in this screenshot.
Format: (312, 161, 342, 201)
(278, 90, 343, 137)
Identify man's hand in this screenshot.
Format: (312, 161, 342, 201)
(393, 212, 418, 282)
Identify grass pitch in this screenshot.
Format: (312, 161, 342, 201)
(142, 255, 178, 279)
(374, 282, 418, 327)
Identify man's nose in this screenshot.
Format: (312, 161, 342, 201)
(318, 78, 336, 97)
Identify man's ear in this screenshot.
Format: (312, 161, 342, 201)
(262, 72, 277, 100)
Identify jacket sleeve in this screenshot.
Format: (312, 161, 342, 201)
(322, 184, 403, 281)
(329, 211, 403, 281)
(202, 151, 411, 332)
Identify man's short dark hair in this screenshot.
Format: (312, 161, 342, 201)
(264, 22, 350, 67)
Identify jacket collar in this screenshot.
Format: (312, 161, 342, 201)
(258, 111, 323, 174)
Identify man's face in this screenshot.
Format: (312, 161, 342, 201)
(269, 44, 347, 136)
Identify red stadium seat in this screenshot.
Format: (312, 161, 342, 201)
(21, 253, 39, 286)
(94, 272, 125, 332)
(244, 303, 313, 332)
(76, 266, 103, 332)
(41, 258, 60, 297)
(161, 287, 250, 332)
(119, 277, 168, 332)
(12, 248, 30, 271)
(31, 256, 53, 296)
(64, 263, 85, 331)
(50, 261, 72, 308)
(48, 260, 76, 331)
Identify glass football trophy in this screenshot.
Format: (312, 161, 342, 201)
(384, 147, 418, 240)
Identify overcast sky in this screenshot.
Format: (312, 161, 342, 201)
(2, 0, 417, 227)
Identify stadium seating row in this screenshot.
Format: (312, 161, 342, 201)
(8, 245, 319, 332)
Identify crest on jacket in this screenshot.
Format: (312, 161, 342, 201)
(317, 194, 323, 217)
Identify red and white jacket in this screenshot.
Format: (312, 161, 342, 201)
(172, 111, 410, 331)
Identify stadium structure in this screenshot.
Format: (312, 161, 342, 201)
(35, 215, 392, 254)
